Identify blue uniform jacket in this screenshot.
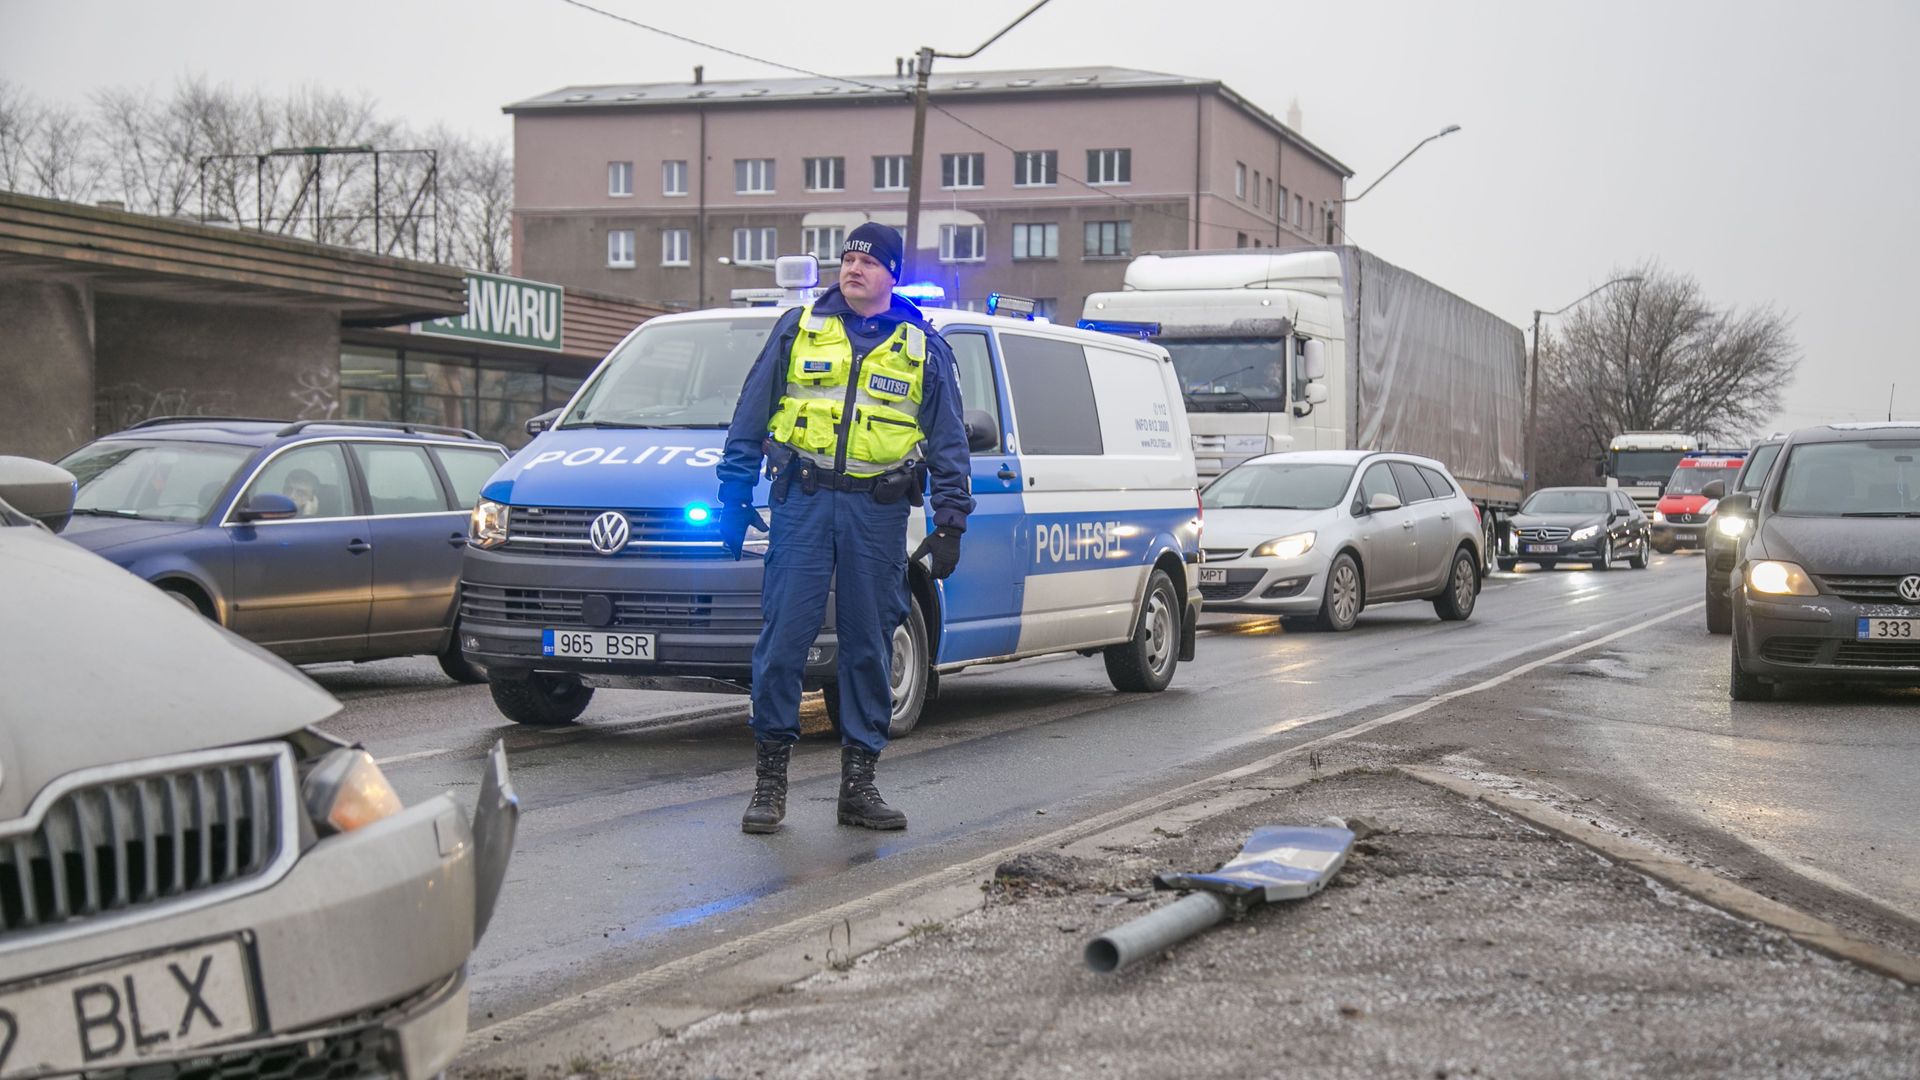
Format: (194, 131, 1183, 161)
(718, 285, 975, 532)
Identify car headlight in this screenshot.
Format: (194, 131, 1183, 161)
(1252, 531, 1315, 560)
(742, 510, 772, 556)
(1570, 525, 1600, 542)
(302, 748, 404, 835)
(1745, 559, 1817, 597)
(470, 498, 510, 548)
(1651, 511, 1667, 524)
(1715, 515, 1750, 538)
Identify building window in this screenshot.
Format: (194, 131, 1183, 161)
(732, 226, 777, 264)
(941, 152, 985, 190)
(1235, 163, 1247, 199)
(803, 225, 845, 261)
(939, 223, 985, 262)
(1088, 148, 1131, 186)
(608, 161, 633, 197)
(1253, 169, 1262, 204)
(804, 156, 844, 192)
(1265, 178, 1274, 213)
(874, 154, 910, 191)
(1236, 231, 1248, 248)
(1012, 223, 1059, 260)
(734, 158, 774, 194)
(1013, 150, 1057, 187)
(607, 229, 635, 268)
(1084, 220, 1131, 258)
(1293, 193, 1304, 227)
(663, 160, 688, 197)
(1278, 184, 1289, 221)
(661, 228, 690, 266)
(340, 347, 563, 450)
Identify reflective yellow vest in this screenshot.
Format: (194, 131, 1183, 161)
(767, 302, 929, 477)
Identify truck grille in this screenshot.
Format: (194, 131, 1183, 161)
(1813, 575, 1919, 604)
(1513, 526, 1571, 542)
(506, 506, 729, 558)
(1, 748, 290, 939)
(461, 582, 763, 632)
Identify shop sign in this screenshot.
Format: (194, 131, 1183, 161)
(417, 271, 564, 351)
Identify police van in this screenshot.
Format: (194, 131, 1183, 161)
(458, 259, 1204, 734)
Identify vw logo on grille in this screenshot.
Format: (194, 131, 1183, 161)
(1900, 575, 1920, 603)
(588, 511, 631, 555)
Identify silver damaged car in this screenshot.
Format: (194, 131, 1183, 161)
(0, 456, 518, 1079)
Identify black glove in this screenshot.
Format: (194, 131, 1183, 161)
(911, 527, 961, 579)
(719, 502, 768, 560)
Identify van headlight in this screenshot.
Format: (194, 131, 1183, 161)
(301, 749, 403, 835)
(1252, 531, 1315, 560)
(1570, 525, 1600, 542)
(1715, 515, 1750, 538)
(1745, 560, 1816, 597)
(470, 499, 510, 548)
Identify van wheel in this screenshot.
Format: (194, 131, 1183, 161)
(1315, 554, 1363, 631)
(823, 592, 931, 737)
(1105, 569, 1179, 692)
(491, 673, 593, 725)
(437, 619, 488, 684)
(1433, 548, 1478, 621)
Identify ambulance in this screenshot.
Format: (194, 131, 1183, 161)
(1651, 450, 1748, 552)
(456, 258, 1204, 736)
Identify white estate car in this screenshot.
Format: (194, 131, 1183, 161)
(1197, 450, 1484, 630)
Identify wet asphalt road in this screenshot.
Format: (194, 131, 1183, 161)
(304, 553, 1918, 1028)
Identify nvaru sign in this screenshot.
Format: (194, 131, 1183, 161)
(417, 271, 564, 352)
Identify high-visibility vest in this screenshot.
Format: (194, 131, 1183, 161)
(767, 302, 929, 477)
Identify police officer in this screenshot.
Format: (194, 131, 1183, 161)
(716, 222, 972, 834)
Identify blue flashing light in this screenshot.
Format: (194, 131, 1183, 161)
(1077, 318, 1162, 340)
(894, 281, 947, 303)
(684, 502, 713, 524)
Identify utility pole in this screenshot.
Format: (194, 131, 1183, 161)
(1524, 276, 1642, 494)
(903, 0, 1054, 282)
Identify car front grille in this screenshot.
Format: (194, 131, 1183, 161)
(506, 506, 730, 558)
(1814, 575, 1919, 604)
(85, 1022, 391, 1080)
(0, 748, 291, 939)
(1202, 547, 1247, 562)
(1199, 569, 1268, 602)
(1513, 526, 1572, 542)
(1759, 637, 1825, 665)
(460, 582, 762, 632)
(1834, 640, 1920, 668)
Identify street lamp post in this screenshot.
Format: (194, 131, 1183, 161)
(1325, 124, 1461, 243)
(1524, 276, 1643, 494)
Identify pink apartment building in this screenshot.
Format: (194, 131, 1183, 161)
(506, 65, 1350, 319)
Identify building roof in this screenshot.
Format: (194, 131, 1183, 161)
(505, 65, 1352, 177)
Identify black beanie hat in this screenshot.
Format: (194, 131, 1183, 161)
(842, 222, 903, 281)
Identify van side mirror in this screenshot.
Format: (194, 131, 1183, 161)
(963, 409, 1000, 453)
(1301, 339, 1327, 381)
(0, 456, 77, 533)
(1366, 492, 1402, 513)
(1701, 479, 1726, 500)
(235, 493, 299, 522)
(526, 408, 563, 436)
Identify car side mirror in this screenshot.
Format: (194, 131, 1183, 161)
(525, 407, 563, 437)
(1610, 509, 1625, 520)
(963, 409, 1000, 453)
(1367, 492, 1402, 513)
(235, 493, 299, 522)
(1718, 492, 1754, 518)
(1701, 479, 1726, 500)
(0, 456, 77, 533)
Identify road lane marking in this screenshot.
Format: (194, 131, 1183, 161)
(372, 748, 449, 766)
(461, 599, 1705, 1056)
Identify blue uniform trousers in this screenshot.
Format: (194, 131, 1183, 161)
(750, 486, 910, 754)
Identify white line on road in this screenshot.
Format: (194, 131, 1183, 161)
(373, 748, 452, 766)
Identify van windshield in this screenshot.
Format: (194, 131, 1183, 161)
(1665, 465, 1739, 496)
(561, 318, 775, 429)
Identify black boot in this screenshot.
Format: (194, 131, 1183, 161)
(837, 745, 906, 830)
(741, 741, 791, 834)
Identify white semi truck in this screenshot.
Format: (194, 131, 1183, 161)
(1082, 246, 1527, 564)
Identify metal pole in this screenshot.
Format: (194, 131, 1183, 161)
(373, 150, 383, 254)
(903, 47, 933, 283)
(1526, 309, 1543, 495)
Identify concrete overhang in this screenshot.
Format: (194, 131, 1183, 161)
(0, 191, 467, 327)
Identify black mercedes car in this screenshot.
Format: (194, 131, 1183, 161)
(1728, 423, 1920, 700)
(1703, 436, 1784, 634)
(1500, 486, 1651, 571)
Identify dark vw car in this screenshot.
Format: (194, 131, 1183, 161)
(56, 418, 507, 680)
(1728, 423, 1920, 700)
(1703, 436, 1784, 634)
(1500, 486, 1651, 571)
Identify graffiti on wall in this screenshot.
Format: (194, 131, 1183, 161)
(289, 366, 339, 420)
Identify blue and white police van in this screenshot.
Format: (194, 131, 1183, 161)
(458, 259, 1204, 734)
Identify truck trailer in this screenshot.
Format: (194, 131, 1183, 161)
(1082, 246, 1527, 565)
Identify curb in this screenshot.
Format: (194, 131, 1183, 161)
(1398, 764, 1920, 987)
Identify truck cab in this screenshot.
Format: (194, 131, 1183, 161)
(458, 283, 1203, 735)
(1602, 431, 1698, 516)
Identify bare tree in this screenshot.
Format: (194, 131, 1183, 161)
(1534, 263, 1798, 486)
(430, 128, 513, 272)
(0, 81, 103, 202)
(0, 81, 35, 192)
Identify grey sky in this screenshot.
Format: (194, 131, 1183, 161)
(5, 0, 1915, 431)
